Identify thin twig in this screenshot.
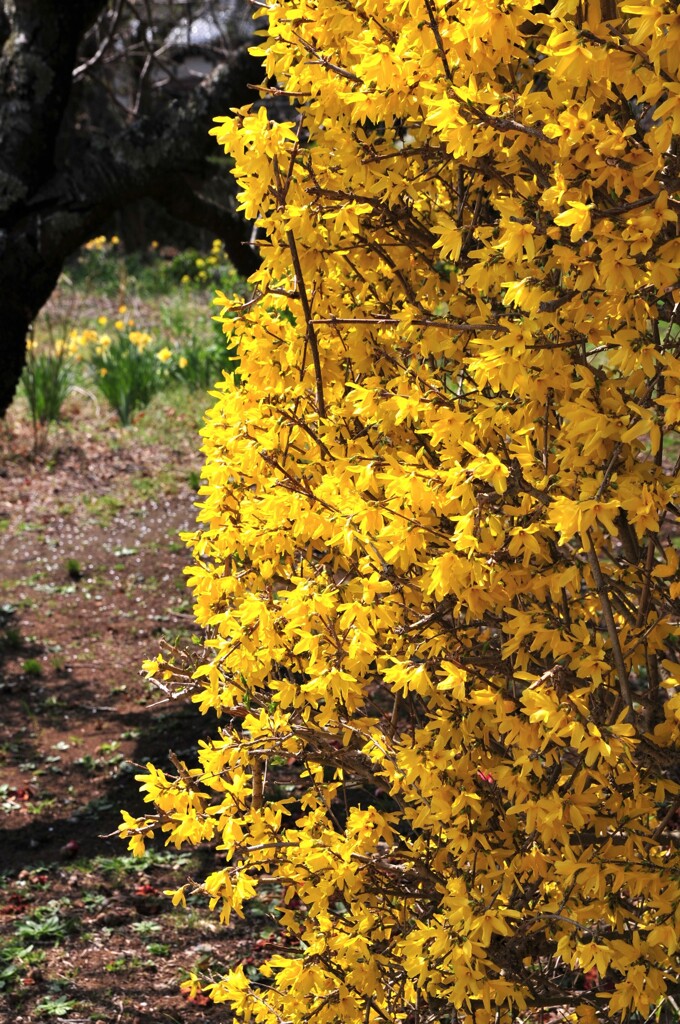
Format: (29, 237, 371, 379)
(272, 158, 327, 417)
(584, 529, 633, 712)
(423, 0, 453, 81)
(309, 316, 502, 332)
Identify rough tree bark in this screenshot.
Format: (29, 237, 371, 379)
(0, 0, 262, 417)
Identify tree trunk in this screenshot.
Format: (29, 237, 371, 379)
(0, 1, 263, 417)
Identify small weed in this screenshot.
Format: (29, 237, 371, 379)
(0, 625, 22, 651)
(65, 558, 83, 581)
(34, 995, 78, 1018)
(131, 920, 161, 936)
(29, 797, 58, 815)
(93, 847, 195, 879)
(74, 754, 100, 774)
(22, 658, 42, 677)
(104, 957, 127, 973)
(146, 942, 170, 956)
(15, 904, 72, 945)
(81, 892, 107, 910)
(105, 954, 142, 973)
(0, 939, 43, 991)
(97, 740, 119, 755)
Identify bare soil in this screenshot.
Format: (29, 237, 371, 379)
(0, 393, 273, 1023)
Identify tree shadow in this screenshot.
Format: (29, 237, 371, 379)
(0, 701, 212, 875)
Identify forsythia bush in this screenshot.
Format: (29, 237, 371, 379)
(120, 0, 680, 1021)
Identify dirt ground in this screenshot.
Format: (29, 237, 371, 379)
(0, 392, 274, 1023)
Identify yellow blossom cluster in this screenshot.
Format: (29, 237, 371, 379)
(122, 1, 680, 1022)
(181, 238, 232, 285)
(84, 234, 120, 251)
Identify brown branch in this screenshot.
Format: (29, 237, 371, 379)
(72, 0, 125, 79)
(290, 29, 361, 83)
(251, 757, 264, 810)
(463, 103, 556, 145)
(309, 316, 503, 332)
(423, 0, 453, 82)
(272, 158, 327, 417)
(584, 529, 633, 712)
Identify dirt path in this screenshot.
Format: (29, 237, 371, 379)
(0, 395, 271, 1023)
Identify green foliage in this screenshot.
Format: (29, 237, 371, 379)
(88, 331, 169, 425)
(21, 343, 71, 429)
(67, 236, 248, 298)
(0, 940, 43, 991)
(18, 239, 247, 429)
(15, 905, 71, 945)
(34, 995, 78, 1018)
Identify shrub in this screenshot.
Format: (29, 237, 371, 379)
(121, 2, 680, 1023)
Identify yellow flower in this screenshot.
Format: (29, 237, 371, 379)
(129, 330, 152, 350)
(114, 320, 124, 331)
(178, 356, 189, 369)
(553, 201, 593, 243)
(99, 367, 108, 377)
(110, 235, 120, 245)
(85, 235, 107, 251)
(123, 6, 680, 1024)
(97, 316, 108, 327)
(118, 304, 127, 314)
(156, 347, 173, 363)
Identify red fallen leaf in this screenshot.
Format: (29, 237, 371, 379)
(476, 769, 495, 784)
(60, 840, 80, 860)
(134, 883, 159, 896)
(182, 991, 212, 1006)
(583, 967, 599, 990)
(21, 975, 37, 987)
(13, 787, 33, 801)
(0, 895, 30, 915)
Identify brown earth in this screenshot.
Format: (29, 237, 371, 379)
(0, 393, 278, 1023)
